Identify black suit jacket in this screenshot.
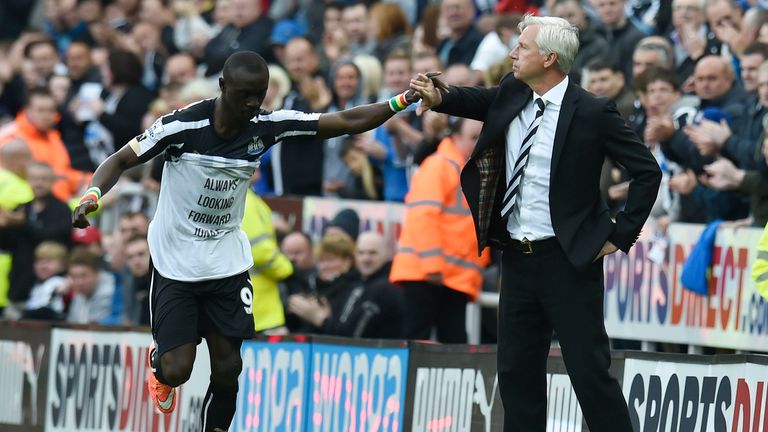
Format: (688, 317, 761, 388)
(435, 75, 662, 270)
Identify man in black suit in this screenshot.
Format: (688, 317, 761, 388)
(411, 15, 661, 432)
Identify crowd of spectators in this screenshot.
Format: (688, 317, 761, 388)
(2, 0, 768, 347)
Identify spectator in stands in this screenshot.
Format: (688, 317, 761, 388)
(281, 231, 315, 273)
(437, 0, 483, 66)
(443, 63, 475, 87)
(49, 75, 71, 108)
(25, 40, 63, 88)
(121, 235, 151, 325)
(368, 3, 411, 62)
(679, 56, 747, 163)
(173, 0, 226, 58)
(353, 55, 384, 102)
(72, 226, 105, 257)
(138, 0, 178, 56)
(412, 4, 441, 56)
(242, 185, 293, 333)
(634, 67, 692, 229)
(22, 241, 69, 321)
(390, 118, 490, 343)
(632, 37, 675, 81)
(0, 87, 89, 202)
(339, 136, 384, 200)
(66, 246, 122, 325)
(81, 49, 155, 164)
(658, 56, 750, 221)
(367, 52, 422, 201)
(263, 64, 291, 111)
(60, 41, 102, 172)
(0, 139, 33, 315)
(324, 208, 361, 242)
(593, 0, 646, 80)
(109, 211, 149, 271)
(665, 0, 722, 82)
(552, 0, 610, 84)
(585, 58, 637, 214)
(262, 37, 327, 196)
(704, 0, 748, 58)
(0, 33, 54, 119)
(471, 14, 521, 83)
(698, 61, 768, 226)
(286, 231, 405, 338)
(740, 43, 768, 97)
(286, 232, 361, 334)
(203, 0, 274, 76)
(269, 19, 307, 68)
(108, 0, 141, 32)
(413, 52, 443, 77)
(317, 2, 348, 72)
(129, 22, 167, 92)
(2, 162, 72, 318)
(586, 58, 636, 122)
(342, 2, 371, 56)
(323, 61, 368, 197)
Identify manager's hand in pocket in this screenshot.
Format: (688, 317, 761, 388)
(593, 241, 618, 262)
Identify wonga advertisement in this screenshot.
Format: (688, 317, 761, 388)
(306, 340, 409, 432)
(234, 340, 310, 431)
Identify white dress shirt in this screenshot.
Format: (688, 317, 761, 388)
(505, 76, 569, 240)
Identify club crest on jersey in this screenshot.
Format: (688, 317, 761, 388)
(147, 119, 164, 140)
(248, 136, 264, 155)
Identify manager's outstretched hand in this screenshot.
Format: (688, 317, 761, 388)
(410, 72, 449, 116)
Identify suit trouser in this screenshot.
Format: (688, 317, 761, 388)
(399, 281, 469, 343)
(498, 238, 632, 432)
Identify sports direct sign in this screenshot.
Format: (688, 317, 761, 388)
(623, 357, 768, 431)
(45, 329, 210, 432)
(604, 224, 768, 351)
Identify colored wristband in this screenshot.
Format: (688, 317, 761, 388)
(388, 91, 411, 113)
(85, 186, 102, 200)
(79, 193, 99, 206)
(79, 186, 102, 207)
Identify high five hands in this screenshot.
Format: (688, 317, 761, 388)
(409, 72, 450, 116)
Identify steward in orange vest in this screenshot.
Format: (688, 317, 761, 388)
(390, 118, 490, 342)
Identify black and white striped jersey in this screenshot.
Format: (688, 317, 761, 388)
(130, 98, 319, 281)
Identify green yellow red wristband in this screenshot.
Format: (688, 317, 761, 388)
(79, 186, 102, 207)
(388, 91, 410, 113)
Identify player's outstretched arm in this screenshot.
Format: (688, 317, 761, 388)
(316, 72, 447, 139)
(316, 90, 419, 139)
(72, 140, 142, 228)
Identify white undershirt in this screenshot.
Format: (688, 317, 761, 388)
(505, 76, 569, 241)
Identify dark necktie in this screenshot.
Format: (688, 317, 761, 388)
(500, 98, 546, 219)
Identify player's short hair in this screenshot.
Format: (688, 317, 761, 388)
(223, 51, 269, 81)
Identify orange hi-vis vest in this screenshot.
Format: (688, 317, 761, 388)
(0, 111, 90, 201)
(390, 136, 490, 300)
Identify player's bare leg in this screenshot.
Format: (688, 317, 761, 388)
(148, 342, 196, 413)
(200, 329, 243, 432)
